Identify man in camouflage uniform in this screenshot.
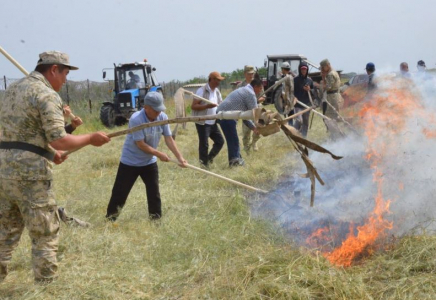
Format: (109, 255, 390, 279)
(236, 66, 264, 152)
(0, 51, 110, 283)
(280, 62, 295, 124)
(319, 59, 343, 120)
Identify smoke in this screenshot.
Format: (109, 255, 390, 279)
(252, 71, 436, 249)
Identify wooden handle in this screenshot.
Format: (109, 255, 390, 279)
(182, 89, 216, 105)
(168, 158, 268, 194)
(296, 100, 331, 121)
(0, 45, 29, 76)
(281, 106, 313, 123)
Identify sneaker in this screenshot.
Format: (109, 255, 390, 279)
(105, 215, 117, 222)
(229, 158, 245, 167)
(200, 163, 210, 170)
(252, 143, 259, 151)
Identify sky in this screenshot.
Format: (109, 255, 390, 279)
(1, 0, 435, 82)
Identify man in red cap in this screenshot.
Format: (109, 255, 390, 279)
(293, 61, 314, 137)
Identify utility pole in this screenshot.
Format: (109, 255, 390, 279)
(66, 81, 70, 106)
(87, 79, 92, 113)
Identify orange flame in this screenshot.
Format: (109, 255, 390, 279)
(321, 77, 429, 266)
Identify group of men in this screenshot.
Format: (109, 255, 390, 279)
(364, 59, 430, 88)
(189, 59, 344, 169)
(191, 67, 263, 168)
(0, 49, 432, 284)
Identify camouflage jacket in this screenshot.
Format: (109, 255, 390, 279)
(281, 74, 294, 111)
(0, 71, 67, 180)
(325, 69, 341, 92)
(236, 80, 248, 89)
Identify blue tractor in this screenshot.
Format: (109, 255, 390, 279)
(100, 60, 163, 128)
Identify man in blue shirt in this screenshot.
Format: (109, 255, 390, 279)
(365, 62, 376, 92)
(106, 92, 187, 221)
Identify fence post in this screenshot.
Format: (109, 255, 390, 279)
(65, 81, 70, 105)
(3, 76, 6, 89)
(87, 79, 92, 113)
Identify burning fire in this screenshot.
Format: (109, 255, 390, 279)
(309, 77, 430, 266)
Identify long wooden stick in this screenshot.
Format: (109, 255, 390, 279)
(280, 106, 313, 123)
(0, 45, 29, 76)
(296, 100, 331, 121)
(61, 110, 257, 158)
(182, 89, 215, 105)
(168, 158, 268, 194)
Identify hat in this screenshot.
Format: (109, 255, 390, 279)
(244, 65, 255, 74)
(300, 65, 308, 69)
(320, 59, 330, 67)
(281, 62, 291, 69)
(365, 62, 375, 70)
(209, 71, 225, 80)
(144, 91, 166, 112)
(417, 60, 426, 67)
(37, 51, 79, 70)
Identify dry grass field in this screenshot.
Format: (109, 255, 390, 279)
(1, 97, 436, 300)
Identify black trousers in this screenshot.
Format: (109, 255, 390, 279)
(106, 162, 161, 220)
(195, 123, 224, 166)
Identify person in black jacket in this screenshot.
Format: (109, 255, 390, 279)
(293, 62, 313, 137)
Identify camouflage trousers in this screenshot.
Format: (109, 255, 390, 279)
(0, 179, 60, 283)
(242, 122, 260, 151)
(324, 93, 344, 120)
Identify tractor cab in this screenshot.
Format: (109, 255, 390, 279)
(100, 60, 162, 128)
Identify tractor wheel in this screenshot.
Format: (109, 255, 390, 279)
(273, 86, 285, 114)
(100, 105, 116, 128)
(273, 86, 293, 115)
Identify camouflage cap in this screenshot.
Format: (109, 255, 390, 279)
(244, 65, 255, 74)
(320, 59, 330, 67)
(37, 51, 79, 70)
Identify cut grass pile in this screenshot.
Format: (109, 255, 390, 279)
(1, 99, 436, 300)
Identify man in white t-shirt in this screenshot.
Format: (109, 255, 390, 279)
(191, 71, 225, 168)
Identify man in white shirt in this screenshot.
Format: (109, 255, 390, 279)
(191, 72, 225, 168)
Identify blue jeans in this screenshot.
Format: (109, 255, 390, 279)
(218, 119, 241, 164)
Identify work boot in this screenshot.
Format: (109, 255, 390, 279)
(0, 264, 7, 282)
(252, 142, 259, 151)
